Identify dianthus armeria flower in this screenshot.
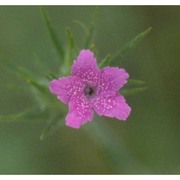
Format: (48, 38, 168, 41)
(49, 50, 131, 128)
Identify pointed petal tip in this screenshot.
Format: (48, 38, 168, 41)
(72, 49, 99, 85)
(49, 79, 59, 94)
(78, 49, 95, 60)
(92, 94, 131, 121)
(119, 105, 131, 121)
(80, 49, 94, 54)
(65, 121, 81, 129)
(65, 93, 94, 129)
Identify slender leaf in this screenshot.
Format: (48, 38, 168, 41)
(84, 7, 99, 48)
(17, 66, 48, 104)
(17, 66, 52, 107)
(0, 108, 49, 123)
(128, 79, 145, 86)
(17, 67, 48, 92)
(40, 7, 64, 60)
(99, 54, 111, 68)
(28, 79, 49, 95)
(28, 79, 60, 109)
(45, 71, 59, 80)
(125, 79, 146, 88)
(73, 20, 88, 34)
(32, 53, 59, 79)
(110, 27, 152, 64)
(17, 67, 48, 96)
(17, 66, 67, 111)
(17, 66, 37, 82)
(40, 115, 64, 140)
(62, 27, 75, 75)
(120, 86, 147, 96)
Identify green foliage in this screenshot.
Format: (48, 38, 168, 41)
(40, 7, 65, 60)
(40, 114, 64, 141)
(0, 108, 49, 122)
(128, 79, 145, 86)
(62, 27, 75, 75)
(1, 7, 151, 141)
(73, 20, 88, 34)
(110, 27, 152, 64)
(121, 86, 147, 96)
(83, 7, 99, 49)
(120, 79, 147, 96)
(99, 54, 111, 68)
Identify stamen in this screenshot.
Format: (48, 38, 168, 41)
(84, 87, 94, 96)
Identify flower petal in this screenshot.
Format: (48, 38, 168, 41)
(72, 50, 100, 86)
(98, 67, 129, 96)
(49, 76, 85, 104)
(92, 94, 131, 120)
(66, 94, 94, 128)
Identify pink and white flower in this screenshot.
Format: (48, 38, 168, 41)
(49, 50, 131, 128)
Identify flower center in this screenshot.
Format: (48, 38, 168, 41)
(84, 87, 94, 96)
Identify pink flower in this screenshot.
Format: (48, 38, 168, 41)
(49, 50, 131, 128)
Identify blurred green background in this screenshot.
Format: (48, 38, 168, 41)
(0, 6, 180, 174)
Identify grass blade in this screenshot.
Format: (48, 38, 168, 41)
(0, 108, 49, 123)
(120, 86, 147, 96)
(17, 66, 52, 107)
(99, 54, 111, 68)
(73, 20, 88, 34)
(62, 27, 75, 75)
(17, 66, 49, 96)
(128, 79, 145, 86)
(125, 79, 146, 88)
(17, 66, 37, 82)
(110, 27, 152, 64)
(17, 66, 48, 92)
(40, 7, 64, 60)
(40, 115, 64, 140)
(16, 66, 66, 111)
(84, 7, 99, 49)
